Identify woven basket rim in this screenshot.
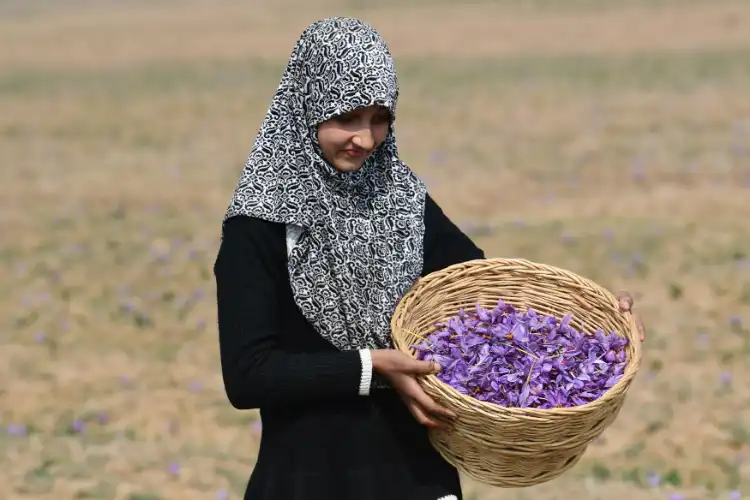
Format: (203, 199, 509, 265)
(391, 257, 643, 416)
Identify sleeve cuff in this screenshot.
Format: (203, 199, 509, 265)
(358, 349, 373, 396)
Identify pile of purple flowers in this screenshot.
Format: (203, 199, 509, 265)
(412, 300, 629, 409)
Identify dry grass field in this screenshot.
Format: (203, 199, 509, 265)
(2, 0, 750, 498)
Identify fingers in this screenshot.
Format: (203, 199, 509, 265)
(404, 378, 456, 421)
(406, 398, 455, 430)
(396, 375, 456, 429)
(405, 399, 444, 429)
(616, 291, 634, 312)
(634, 313, 646, 342)
(413, 390, 457, 422)
(410, 358, 441, 375)
(616, 291, 646, 342)
(372, 350, 441, 376)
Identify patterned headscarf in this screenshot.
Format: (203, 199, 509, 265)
(224, 17, 427, 351)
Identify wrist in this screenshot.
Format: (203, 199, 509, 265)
(370, 349, 387, 374)
(358, 349, 373, 396)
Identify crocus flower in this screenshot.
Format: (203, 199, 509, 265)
(413, 300, 629, 408)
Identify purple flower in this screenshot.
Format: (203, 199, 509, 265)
(560, 233, 575, 245)
(697, 332, 709, 348)
(429, 151, 446, 165)
(729, 491, 741, 500)
(168, 462, 180, 475)
(71, 420, 85, 433)
(7, 423, 26, 436)
(646, 471, 660, 487)
(543, 389, 569, 408)
(729, 315, 743, 332)
(414, 301, 629, 408)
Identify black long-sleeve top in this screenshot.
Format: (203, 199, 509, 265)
(214, 193, 484, 500)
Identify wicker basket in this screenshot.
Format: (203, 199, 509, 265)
(390, 257, 642, 488)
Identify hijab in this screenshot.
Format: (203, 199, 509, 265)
(223, 17, 427, 351)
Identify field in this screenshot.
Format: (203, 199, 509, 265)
(2, 0, 750, 498)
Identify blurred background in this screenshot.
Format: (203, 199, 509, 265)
(1, 0, 749, 498)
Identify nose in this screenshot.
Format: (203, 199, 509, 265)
(352, 127, 375, 151)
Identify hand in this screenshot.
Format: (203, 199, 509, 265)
(617, 291, 646, 342)
(371, 349, 456, 430)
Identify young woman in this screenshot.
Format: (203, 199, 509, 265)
(213, 16, 646, 500)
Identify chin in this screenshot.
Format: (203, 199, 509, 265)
(334, 161, 365, 173)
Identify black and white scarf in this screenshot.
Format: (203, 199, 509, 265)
(223, 17, 427, 351)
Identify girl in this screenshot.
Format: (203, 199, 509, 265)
(214, 16, 645, 500)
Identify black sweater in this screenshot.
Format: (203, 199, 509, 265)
(213, 193, 484, 500)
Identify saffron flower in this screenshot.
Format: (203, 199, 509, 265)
(412, 300, 629, 409)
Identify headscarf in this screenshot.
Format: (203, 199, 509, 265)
(223, 17, 427, 351)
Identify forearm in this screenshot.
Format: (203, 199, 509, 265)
(220, 338, 373, 409)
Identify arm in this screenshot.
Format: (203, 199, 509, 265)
(214, 215, 371, 410)
(421, 193, 486, 276)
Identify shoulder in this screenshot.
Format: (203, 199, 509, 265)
(220, 215, 289, 252)
(216, 215, 288, 272)
(424, 193, 442, 220)
(420, 192, 485, 276)
(222, 214, 286, 238)
(423, 192, 452, 236)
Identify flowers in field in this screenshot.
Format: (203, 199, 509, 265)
(71, 419, 85, 433)
(646, 471, 660, 487)
(6, 423, 27, 436)
(412, 300, 629, 408)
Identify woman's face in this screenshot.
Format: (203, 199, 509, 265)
(316, 105, 391, 173)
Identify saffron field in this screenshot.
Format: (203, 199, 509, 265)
(1, 0, 749, 498)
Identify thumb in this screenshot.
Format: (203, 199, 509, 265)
(413, 359, 441, 375)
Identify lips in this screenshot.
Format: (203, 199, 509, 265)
(344, 149, 368, 159)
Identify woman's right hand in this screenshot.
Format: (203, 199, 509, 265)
(371, 349, 457, 430)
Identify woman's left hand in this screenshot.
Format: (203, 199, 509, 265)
(616, 291, 646, 342)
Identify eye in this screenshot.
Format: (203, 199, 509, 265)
(333, 113, 356, 124)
